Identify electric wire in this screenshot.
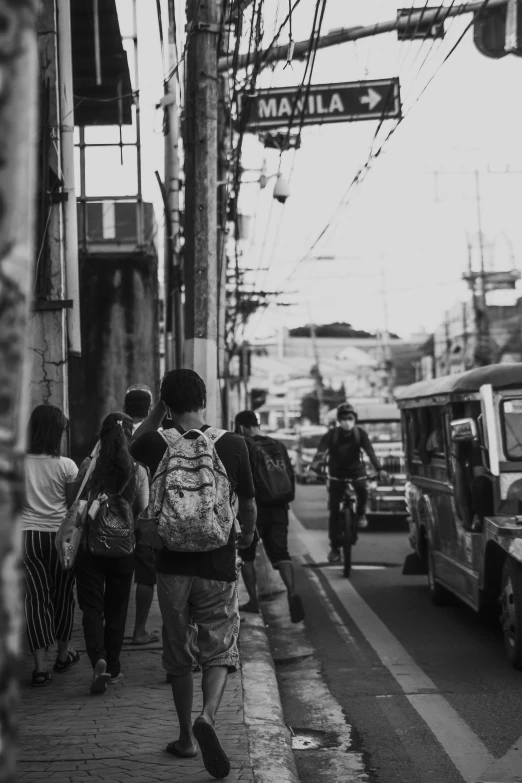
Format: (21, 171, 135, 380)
(286, 3, 487, 282)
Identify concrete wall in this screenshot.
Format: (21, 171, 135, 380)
(69, 250, 159, 462)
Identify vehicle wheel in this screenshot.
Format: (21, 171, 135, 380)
(501, 557, 522, 669)
(427, 541, 450, 605)
(343, 507, 353, 579)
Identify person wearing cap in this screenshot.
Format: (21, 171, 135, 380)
(234, 410, 305, 624)
(124, 385, 153, 435)
(124, 385, 159, 646)
(312, 402, 388, 563)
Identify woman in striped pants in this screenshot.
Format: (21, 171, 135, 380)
(21, 405, 81, 686)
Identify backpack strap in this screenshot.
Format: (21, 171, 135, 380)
(117, 470, 134, 497)
(203, 427, 227, 445)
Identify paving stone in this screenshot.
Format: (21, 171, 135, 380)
(18, 590, 253, 782)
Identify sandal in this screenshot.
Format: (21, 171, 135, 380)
(53, 649, 80, 673)
(32, 670, 52, 687)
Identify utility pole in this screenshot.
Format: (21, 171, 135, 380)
(30, 0, 71, 415)
(184, 0, 220, 423)
(0, 3, 38, 781)
(379, 266, 394, 401)
(164, 0, 183, 370)
(217, 69, 231, 427)
(473, 170, 491, 366)
(307, 304, 324, 422)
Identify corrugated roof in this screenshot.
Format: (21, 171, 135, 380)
(396, 363, 522, 403)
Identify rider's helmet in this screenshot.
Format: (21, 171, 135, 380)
(336, 402, 357, 420)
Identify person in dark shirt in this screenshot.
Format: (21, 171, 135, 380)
(234, 410, 304, 624)
(130, 369, 256, 780)
(312, 402, 387, 563)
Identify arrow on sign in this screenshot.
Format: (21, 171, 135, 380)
(360, 88, 382, 111)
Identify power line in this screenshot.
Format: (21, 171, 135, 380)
(286, 3, 485, 282)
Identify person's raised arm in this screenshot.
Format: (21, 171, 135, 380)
(132, 399, 167, 441)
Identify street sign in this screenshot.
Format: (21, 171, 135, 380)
(240, 79, 401, 130)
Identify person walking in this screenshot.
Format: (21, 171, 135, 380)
(75, 412, 149, 694)
(234, 410, 305, 624)
(124, 385, 159, 646)
(131, 369, 257, 780)
(21, 404, 81, 686)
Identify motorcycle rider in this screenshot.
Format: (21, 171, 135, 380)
(311, 403, 388, 563)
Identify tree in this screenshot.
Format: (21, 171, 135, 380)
(0, 4, 39, 781)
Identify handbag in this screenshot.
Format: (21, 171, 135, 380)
(55, 452, 98, 570)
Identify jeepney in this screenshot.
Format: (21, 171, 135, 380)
(356, 403, 408, 523)
(396, 364, 522, 668)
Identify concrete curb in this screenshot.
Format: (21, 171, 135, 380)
(239, 613, 300, 783)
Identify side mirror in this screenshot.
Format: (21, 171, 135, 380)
(450, 417, 479, 442)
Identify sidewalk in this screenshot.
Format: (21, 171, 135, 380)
(17, 583, 259, 783)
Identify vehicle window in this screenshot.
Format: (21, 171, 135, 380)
(502, 399, 522, 460)
(363, 422, 402, 442)
(425, 406, 445, 459)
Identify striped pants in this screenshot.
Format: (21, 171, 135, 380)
(22, 530, 76, 652)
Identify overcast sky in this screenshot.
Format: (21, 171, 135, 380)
(112, 0, 522, 341)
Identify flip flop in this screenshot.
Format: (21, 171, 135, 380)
(192, 717, 230, 780)
(53, 649, 80, 673)
(130, 631, 160, 645)
(165, 741, 197, 759)
(288, 594, 305, 624)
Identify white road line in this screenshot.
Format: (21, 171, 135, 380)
(289, 510, 495, 783)
(305, 565, 361, 653)
(476, 734, 522, 783)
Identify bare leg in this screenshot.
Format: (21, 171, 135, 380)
(132, 584, 155, 642)
(200, 665, 228, 726)
(276, 561, 295, 596)
(56, 639, 69, 662)
(277, 561, 305, 623)
(170, 672, 197, 754)
(240, 561, 259, 612)
(33, 648, 47, 672)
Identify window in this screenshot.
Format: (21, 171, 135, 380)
(425, 407, 446, 459)
(502, 399, 522, 460)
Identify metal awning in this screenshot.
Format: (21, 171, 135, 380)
(71, 0, 133, 126)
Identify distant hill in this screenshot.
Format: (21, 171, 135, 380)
(289, 322, 400, 339)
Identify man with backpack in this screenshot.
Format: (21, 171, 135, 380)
(130, 370, 256, 780)
(234, 411, 305, 625)
(311, 402, 388, 563)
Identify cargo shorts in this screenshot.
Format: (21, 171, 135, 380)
(157, 573, 240, 677)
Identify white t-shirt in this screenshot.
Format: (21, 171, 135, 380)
(21, 455, 78, 532)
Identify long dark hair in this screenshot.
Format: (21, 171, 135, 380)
(92, 412, 135, 493)
(28, 405, 68, 457)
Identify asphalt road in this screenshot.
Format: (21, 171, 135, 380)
(260, 484, 522, 783)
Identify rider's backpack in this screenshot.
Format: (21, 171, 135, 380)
(148, 427, 235, 552)
(87, 471, 136, 558)
(246, 435, 295, 507)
